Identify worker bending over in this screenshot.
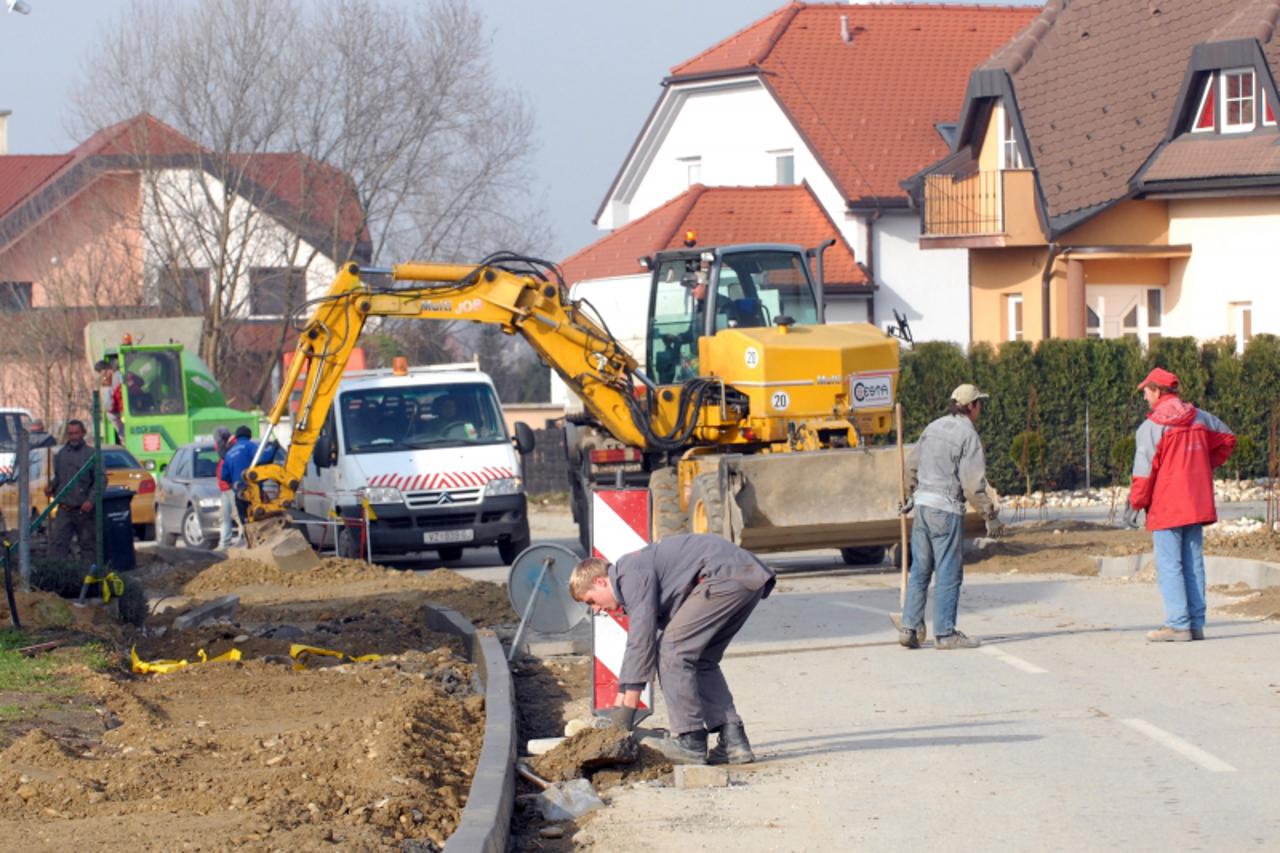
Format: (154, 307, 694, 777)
(569, 533, 775, 765)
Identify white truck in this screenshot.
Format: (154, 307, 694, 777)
(298, 361, 535, 562)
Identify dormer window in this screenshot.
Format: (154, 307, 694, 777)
(1222, 69, 1256, 132)
(999, 101, 1024, 169)
(1192, 75, 1216, 132)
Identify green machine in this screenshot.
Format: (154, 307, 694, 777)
(86, 319, 259, 471)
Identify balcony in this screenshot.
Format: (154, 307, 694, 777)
(921, 168, 1043, 248)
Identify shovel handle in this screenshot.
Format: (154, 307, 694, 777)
(516, 761, 551, 790)
(896, 404, 909, 609)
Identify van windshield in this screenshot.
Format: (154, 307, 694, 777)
(339, 382, 507, 454)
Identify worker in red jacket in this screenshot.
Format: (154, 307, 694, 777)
(1126, 367, 1235, 643)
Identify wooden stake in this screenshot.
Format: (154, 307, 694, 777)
(896, 403, 909, 609)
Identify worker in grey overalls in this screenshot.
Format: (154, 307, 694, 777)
(570, 533, 776, 765)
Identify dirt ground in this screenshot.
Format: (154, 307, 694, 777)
(0, 548, 519, 852)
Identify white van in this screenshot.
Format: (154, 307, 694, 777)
(299, 362, 534, 563)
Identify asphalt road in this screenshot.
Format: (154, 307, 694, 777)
(438, 506, 1280, 852)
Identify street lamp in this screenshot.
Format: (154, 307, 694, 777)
(6, 0, 32, 14)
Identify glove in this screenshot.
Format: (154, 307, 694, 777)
(599, 705, 636, 732)
(1123, 505, 1142, 529)
(985, 516, 1005, 538)
(898, 497, 914, 516)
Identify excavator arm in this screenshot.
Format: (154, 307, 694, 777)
(243, 256, 656, 528)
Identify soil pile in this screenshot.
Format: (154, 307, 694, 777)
(589, 744, 673, 788)
(530, 726, 639, 782)
(1214, 584, 1280, 621)
(1204, 529, 1280, 562)
(968, 521, 1151, 576)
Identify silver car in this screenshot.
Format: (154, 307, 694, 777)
(155, 442, 224, 549)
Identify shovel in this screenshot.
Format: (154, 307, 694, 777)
(516, 762, 604, 821)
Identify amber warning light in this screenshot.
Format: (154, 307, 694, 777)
(392, 356, 409, 376)
(683, 230, 697, 247)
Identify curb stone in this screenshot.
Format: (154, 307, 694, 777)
(1096, 553, 1280, 589)
(424, 606, 515, 853)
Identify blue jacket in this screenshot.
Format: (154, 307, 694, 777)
(219, 438, 259, 492)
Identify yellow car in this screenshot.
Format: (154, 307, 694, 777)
(101, 445, 157, 540)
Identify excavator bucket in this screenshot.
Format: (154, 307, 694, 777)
(719, 446, 986, 553)
(238, 515, 322, 573)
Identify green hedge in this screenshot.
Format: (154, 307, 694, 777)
(897, 334, 1279, 494)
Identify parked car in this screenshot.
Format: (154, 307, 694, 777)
(154, 442, 223, 549)
(101, 445, 157, 540)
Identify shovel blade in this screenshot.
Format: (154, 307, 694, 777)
(537, 778, 604, 820)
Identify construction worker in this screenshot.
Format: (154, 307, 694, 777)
(897, 383, 1001, 650)
(27, 418, 56, 449)
(212, 426, 238, 548)
(219, 425, 259, 525)
(568, 533, 776, 765)
(45, 419, 97, 565)
(1126, 367, 1235, 642)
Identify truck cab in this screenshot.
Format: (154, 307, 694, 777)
(300, 362, 534, 563)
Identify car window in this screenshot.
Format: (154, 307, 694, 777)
(102, 449, 140, 470)
(170, 449, 191, 479)
(193, 449, 219, 478)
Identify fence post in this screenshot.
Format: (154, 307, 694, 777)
(93, 392, 104, 570)
(16, 427, 30, 590)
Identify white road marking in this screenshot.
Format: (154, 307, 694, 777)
(829, 601, 895, 617)
(1120, 718, 1237, 772)
(979, 645, 1048, 674)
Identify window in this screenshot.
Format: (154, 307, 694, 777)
(250, 267, 306, 317)
(1230, 301, 1253, 353)
(1265, 89, 1277, 126)
(1192, 74, 1216, 132)
(1086, 305, 1101, 339)
(772, 150, 795, 185)
(1086, 286, 1163, 344)
(679, 156, 701, 186)
(0, 281, 32, 312)
(158, 267, 209, 313)
(1006, 294, 1023, 341)
(1000, 102, 1024, 169)
(340, 382, 506, 455)
(1222, 69, 1256, 132)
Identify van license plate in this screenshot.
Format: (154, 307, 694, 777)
(423, 529, 474, 544)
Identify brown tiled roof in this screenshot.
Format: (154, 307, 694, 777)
(1142, 134, 1280, 182)
(0, 155, 70, 218)
(974, 0, 1280, 227)
(666, 3, 1039, 204)
(563, 184, 867, 292)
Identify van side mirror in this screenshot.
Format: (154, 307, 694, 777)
(513, 422, 535, 455)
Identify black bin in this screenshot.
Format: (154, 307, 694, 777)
(101, 486, 136, 573)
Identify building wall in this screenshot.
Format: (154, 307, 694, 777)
(970, 246, 1048, 344)
(1166, 196, 1280, 341)
(874, 212, 969, 344)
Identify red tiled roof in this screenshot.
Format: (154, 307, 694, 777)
(667, 3, 1040, 203)
(0, 155, 70, 218)
(563, 184, 867, 291)
(231, 153, 371, 251)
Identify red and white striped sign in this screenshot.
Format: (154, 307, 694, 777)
(365, 467, 515, 491)
(591, 488, 653, 720)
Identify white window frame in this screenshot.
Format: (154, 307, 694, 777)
(1006, 294, 1023, 341)
(679, 155, 702, 186)
(1191, 74, 1216, 133)
(1221, 68, 1256, 133)
(1264, 88, 1277, 127)
(1229, 301, 1253, 354)
(998, 101, 1024, 169)
(770, 149, 795, 185)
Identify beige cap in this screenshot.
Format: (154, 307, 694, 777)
(951, 383, 990, 406)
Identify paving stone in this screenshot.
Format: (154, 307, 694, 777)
(673, 764, 730, 789)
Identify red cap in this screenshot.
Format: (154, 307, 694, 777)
(1138, 367, 1179, 392)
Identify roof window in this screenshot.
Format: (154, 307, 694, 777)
(1222, 68, 1256, 133)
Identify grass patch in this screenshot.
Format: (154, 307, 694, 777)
(0, 630, 115, 695)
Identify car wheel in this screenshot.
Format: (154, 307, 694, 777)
(156, 508, 179, 547)
(840, 545, 887, 566)
(498, 533, 531, 566)
(336, 526, 363, 560)
(134, 523, 156, 542)
(182, 505, 215, 551)
(436, 545, 464, 562)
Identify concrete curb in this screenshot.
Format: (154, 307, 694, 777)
(1097, 553, 1280, 589)
(425, 605, 515, 853)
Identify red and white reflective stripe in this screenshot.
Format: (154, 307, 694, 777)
(362, 467, 515, 492)
(591, 487, 652, 715)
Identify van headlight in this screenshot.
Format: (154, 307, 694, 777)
(484, 477, 522, 497)
(363, 486, 404, 505)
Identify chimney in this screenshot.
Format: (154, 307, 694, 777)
(0, 110, 10, 156)
(840, 15, 851, 43)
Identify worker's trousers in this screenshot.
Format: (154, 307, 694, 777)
(50, 506, 95, 566)
(902, 504, 964, 637)
(658, 577, 765, 735)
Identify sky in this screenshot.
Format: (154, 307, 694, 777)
(0, 0, 1038, 259)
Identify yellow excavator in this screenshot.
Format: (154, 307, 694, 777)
(242, 247, 919, 564)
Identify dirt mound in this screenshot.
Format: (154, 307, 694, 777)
(0, 654, 484, 850)
(1217, 586, 1280, 621)
(589, 744, 673, 789)
(968, 522, 1151, 576)
(530, 725, 639, 782)
(1205, 529, 1280, 562)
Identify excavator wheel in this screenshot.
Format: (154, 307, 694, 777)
(648, 466, 685, 542)
(688, 473, 727, 538)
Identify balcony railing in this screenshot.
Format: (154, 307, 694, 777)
(923, 170, 1004, 237)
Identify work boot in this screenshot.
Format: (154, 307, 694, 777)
(898, 627, 920, 649)
(935, 630, 981, 650)
(1190, 627, 1205, 641)
(652, 730, 707, 765)
(1146, 626, 1191, 643)
(708, 722, 755, 765)
(889, 612, 926, 645)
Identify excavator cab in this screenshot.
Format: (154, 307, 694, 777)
(645, 245, 821, 383)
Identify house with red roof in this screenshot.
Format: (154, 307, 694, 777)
(0, 111, 368, 417)
(582, 1, 1039, 345)
(911, 0, 1280, 347)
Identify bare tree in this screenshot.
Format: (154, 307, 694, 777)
(71, 0, 548, 407)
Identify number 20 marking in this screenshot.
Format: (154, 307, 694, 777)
(771, 391, 789, 411)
